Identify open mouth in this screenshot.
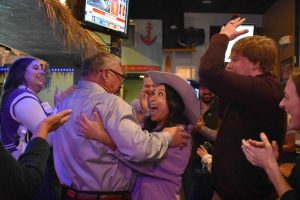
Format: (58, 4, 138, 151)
(147, 91, 154, 96)
(37, 74, 45, 82)
(150, 105, 158, 113)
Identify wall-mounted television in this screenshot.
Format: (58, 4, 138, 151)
(224, 24, 255, 62)
(83, 0, 130, 38)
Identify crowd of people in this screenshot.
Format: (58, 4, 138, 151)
(0, 16, 299, 200)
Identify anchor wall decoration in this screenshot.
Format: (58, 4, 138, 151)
(140, 22, 157, 46)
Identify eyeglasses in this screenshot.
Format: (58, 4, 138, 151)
(108, 69, 126, 84)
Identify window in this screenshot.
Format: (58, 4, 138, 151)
(175, 66, 196, 80)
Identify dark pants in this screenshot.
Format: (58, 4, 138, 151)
(182, 166, 214, 200)
(35, 149, 61, 200)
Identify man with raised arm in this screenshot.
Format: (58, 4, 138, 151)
(199, 17, 286, 199)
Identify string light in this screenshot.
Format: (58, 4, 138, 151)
(50, 67, 75, 72)
(0, 67, 75, 72)
(0, 67, 9, 72)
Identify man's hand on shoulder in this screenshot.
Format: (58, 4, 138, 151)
(163, 126, 190, 148)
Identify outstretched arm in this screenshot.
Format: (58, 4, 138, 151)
(80, 98, 190, 162)
(0, 109, 72, 200)
(32, 109, 72, 140)
(78, 111, 191, 151)
(241, 132, 293, 198)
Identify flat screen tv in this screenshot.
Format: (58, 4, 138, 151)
(83, 0, 130, 38)
(224, 24, 255, 62)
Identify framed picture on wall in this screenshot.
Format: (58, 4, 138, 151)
(280, 57, 293, 87)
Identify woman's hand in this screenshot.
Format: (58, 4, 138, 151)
(76, 111, 116, 150)
(33, 109, 72, 140)
(241, 132, 278, 170)
(139, 90, 149, 114)
(242, 133, 293, 198)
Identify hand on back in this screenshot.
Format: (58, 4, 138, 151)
(76, 111, 116, 150)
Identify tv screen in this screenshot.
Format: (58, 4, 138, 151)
(83, 0, 130, 38)
(224, 24, 255, 62)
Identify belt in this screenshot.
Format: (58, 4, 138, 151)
(64, 188, 131, 200)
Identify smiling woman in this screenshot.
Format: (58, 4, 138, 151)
(241, 68, 300, 199)
(0, 57, 63, 200)
(0, 57, 50, 158)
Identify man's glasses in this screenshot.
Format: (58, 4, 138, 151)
(108, 69, 126, 84)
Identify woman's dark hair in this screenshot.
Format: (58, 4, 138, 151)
(143, 84, 189, 131)
(1, 58, 36, 107)
(3, 57, 37, 92)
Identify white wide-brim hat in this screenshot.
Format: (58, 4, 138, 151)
(147, 71, 200, 125)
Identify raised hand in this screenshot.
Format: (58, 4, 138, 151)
(54, 85, 76, 107)
(195, 117, 205, 132)
(220, 17, 249, 40)
(139, 90, 149, 114)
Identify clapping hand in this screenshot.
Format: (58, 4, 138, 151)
(241, 132, 279, 169)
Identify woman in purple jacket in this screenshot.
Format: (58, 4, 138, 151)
(0, 57, 48, 158)
(78, 71, 199, 200)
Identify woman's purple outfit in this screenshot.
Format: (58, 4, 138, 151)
(114, 133, 191, 200)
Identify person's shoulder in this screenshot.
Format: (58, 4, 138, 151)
(259, 72, 279, 83)
(130, 98, 140, 106)
(97, 92, 129, 107)
(115, 96, 130, 107)
(131, 98, 139, 103)
(9, 88, 38, 103)
(8, 88, 33, 96)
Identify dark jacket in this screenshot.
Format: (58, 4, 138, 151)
(199, 34, 287, 199)
(0, 138, 50, 200)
